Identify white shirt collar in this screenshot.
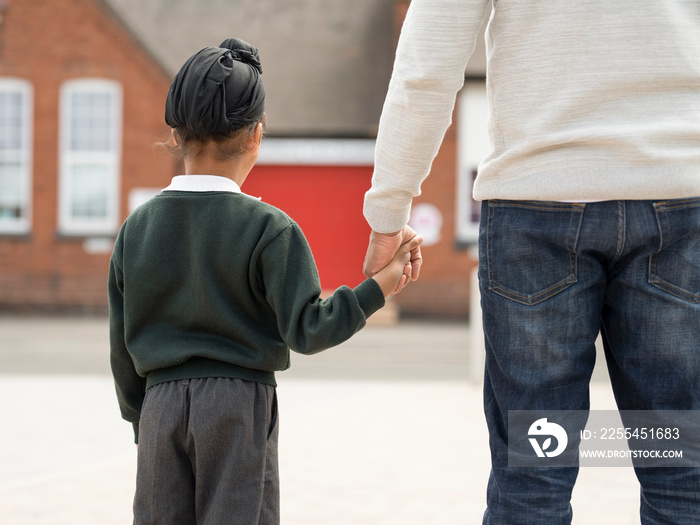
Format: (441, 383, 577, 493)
(162, 175, 242, 193)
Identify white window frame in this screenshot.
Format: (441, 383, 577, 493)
(456, 80, 490, 246)
(0, 78, 33, 234)
(58, 79, 122, 236)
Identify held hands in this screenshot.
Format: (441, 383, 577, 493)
(364, 225, 423, 285)
(367, 228, 424, 297)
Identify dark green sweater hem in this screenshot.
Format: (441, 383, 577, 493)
(146, 356, 278, 390)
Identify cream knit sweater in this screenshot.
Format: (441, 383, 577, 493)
(364, 0, 700, 233)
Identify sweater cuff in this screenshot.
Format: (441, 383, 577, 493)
(363, 196, 411, 234)
(353, 278, 386, 319)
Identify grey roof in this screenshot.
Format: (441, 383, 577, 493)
(101, 0, 486, 138)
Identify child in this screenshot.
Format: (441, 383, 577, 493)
(109, 38, 422, 525)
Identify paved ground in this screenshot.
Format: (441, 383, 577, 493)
(0, 316, 642, 524)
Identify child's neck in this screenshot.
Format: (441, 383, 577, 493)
(184, 153, 255, 188)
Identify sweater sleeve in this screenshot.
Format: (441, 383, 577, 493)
(108, 226, 147, 443)
(363, 0, 491, 233)
(259, 223, 385, 354)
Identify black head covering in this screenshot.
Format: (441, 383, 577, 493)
(165, 38, 265, 136)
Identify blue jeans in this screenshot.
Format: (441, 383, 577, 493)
(478, 199, 700, 525)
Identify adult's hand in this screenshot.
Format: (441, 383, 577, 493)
(363, 225, 423, 293)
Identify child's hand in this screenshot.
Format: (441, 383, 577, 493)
(364, 226, 423, 282)
(372, 235, 424, 297)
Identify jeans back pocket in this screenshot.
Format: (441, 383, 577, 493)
(650, 198, 700, 304)
(485, 201, 585, 305)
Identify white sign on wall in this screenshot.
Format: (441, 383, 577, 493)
(409, 203, 443, 247)
(129, 188, 161, 213)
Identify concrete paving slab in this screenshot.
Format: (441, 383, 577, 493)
(0, 316, 643, 524)
(0, 376, 641, 524)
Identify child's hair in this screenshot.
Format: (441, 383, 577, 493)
(164, 116, 266, 162)
(162, 37, 266, 161)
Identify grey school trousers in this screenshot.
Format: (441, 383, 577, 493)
(133, 377, 279, 525)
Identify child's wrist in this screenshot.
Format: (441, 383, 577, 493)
(372, 268, 400, 298)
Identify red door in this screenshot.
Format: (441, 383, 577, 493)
(243, 165, 372, 290)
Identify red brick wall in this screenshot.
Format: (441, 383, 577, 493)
(385, 0, 478, 318)
(0, 0, 173, 312)
(390, 122, 478, 319)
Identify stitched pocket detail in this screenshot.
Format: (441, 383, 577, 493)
(486, 200, 585, 306)
(649, 198, 700, 304)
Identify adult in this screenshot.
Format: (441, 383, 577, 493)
(362, 1, 700, 523)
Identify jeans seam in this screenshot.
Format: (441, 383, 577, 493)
(607, 201, 626, 270)
(489, 277, 576, 304)
(490, 200, 586, 212)
(487, 203, 495, 292)
(653, 197, 700, 211)
(648, 278, 700, 303)
(648, 202, 700, 303)
(567, 204, 584, 280)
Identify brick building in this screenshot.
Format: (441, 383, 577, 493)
(0, 0, 173, 311)
(0, 0, 487, 318)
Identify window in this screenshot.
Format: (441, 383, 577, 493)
(456, 80, 489, 246)
(0, 79, 32, 234)
(59, 79, 122, 235)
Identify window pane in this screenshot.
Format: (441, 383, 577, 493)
(0, 161, 23, 219)
(70, 164, 109, 219)
(70, 91, 113, 152)
(0, 92, 23, 151)
(60, 80, 120, 234)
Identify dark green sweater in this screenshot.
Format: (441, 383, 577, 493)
(109, 188, 385, 442)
